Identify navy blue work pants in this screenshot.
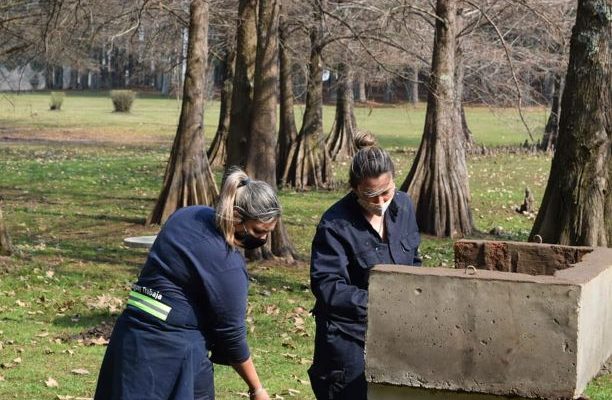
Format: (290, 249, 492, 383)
(308, 318, 367, 400)
(95, 309, 215, 400)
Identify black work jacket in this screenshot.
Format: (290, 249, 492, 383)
(310, 190, 421, 342)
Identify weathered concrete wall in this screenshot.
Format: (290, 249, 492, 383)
(365, 242, 612, 399)
(454, 240, 592, 275)
(368, 384, 532, 400)
(556, 251, 612, 393)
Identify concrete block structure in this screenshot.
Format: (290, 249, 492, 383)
(365, 241, 612, 399)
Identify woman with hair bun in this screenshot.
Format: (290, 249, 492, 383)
(308, 132, 421, 399)
(95, 167, 276, 400)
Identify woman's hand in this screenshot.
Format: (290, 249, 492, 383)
(232, 357, 268, 400)
(249, 387, 269, 400)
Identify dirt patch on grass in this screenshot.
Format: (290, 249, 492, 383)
(250, 258, 309, 270)
(0, 255, 19, 274)
(0, 127, 171, 146)
(69, 319, 116, 345)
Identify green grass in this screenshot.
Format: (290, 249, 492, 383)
(1, 91, 545, 146)
(0, 92, 609, 399)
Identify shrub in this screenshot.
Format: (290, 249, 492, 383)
(110, 90, 135, 112)
(49, 92, 64, 111)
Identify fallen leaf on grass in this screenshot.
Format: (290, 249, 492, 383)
(264, 304, 280, 315)
(0, 374, 5, 381)
(83, 336, 109, 346)
(12, 357, 21, 364)
(281, 341, 296, 349)
(15, 300, 28, 307)
(282, 388, 300, 396)
(45, 377, 59, 387)
(282, 353, 298, 360)
(86, 295, 123, 313)
(70, 368, 90, 375)
(291, 374, 309, 385)
(292, 306, 308, 315)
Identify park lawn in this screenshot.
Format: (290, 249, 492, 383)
(0, 93, 609, 399)
(1, 91, 544, 147)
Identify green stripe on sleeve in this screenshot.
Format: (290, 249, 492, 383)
(129, 291, 172, 313)
(127, 298, 168, 321)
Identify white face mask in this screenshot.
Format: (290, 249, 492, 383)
(357, 196, 393, 216)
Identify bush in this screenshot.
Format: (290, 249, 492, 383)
(49, 92, 64, 111)
(110, 90, 135, 112)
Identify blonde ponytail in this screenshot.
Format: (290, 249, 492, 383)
(215, 167, 281, 247)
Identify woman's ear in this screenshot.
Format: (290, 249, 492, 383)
(232, 208, 242, 225)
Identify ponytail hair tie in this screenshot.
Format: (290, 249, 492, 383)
(238, 178, 251, 187)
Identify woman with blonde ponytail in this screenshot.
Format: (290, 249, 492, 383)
(95, 167, 278, 400)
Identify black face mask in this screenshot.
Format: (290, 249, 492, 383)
(235, 225, 268, 250)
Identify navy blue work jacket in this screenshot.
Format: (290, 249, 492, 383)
(310, 190, 421, 342)
(136, 206, 250, 363)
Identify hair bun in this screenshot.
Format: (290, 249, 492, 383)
(354, 130, 377, 150)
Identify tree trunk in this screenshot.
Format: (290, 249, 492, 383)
(207, 48, 235, 168)
(277, 16, 299, 183)
(400, 0, 473, 238)
(69, 68, 78, 89)
(539, 74, 564, 151)
(282, 6, 332, 190)
(0, 204, 13, 256)
(245, 0, 297, 262)
(411, 65, 419, 105)
(226, 0, 258, 170)
(357, 73, 367, 103)
(45, 65, 54, 89)
(326, 62, 358, 161)
(455, 45, 474, 148)
(530, 0, 610, 246)
(80, 70, 90, 90)
(147, 0, 218, 225)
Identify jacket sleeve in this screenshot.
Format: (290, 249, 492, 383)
(203, 266, 250, 364)
(310, 223, 368, 322)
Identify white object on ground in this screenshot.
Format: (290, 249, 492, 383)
(123, 235, 157, 249)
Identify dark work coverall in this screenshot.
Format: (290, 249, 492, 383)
(308, 191, 421, 400)
(95, 206, 250, 400)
